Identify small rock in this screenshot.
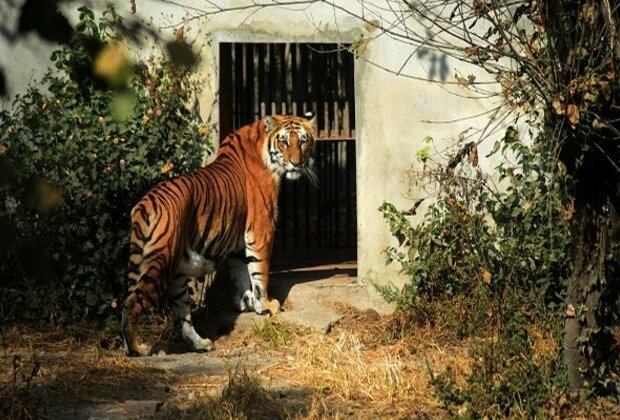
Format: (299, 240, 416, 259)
(123, 400, 162, 415)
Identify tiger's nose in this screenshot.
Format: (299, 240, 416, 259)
(290, 156, 302, 167)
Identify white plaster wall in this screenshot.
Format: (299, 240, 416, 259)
(1, 1, 509, 293)
(154, 1, 506, 291)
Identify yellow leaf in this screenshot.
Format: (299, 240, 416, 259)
(93, 42, 132, 87)
(94, 43, 127, 78)
(482, 270, 492, 285)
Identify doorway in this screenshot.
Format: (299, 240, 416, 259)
(219, 42, 357, 279)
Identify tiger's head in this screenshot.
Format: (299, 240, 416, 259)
(263, 114, 316, 181)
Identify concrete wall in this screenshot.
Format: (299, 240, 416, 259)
(1, 1, 507, 293)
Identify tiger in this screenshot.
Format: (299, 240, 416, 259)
(121, 114, 316, 356)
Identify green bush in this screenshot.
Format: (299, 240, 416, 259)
(0, 6, 211, 323)
(379, 131, 572, 416)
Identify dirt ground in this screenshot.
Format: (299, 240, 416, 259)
(0, 302, 475, 419)
(3, 255, 620, 419)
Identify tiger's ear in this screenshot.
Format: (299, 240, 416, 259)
(305, 113, 317, 135)
(264, 115, 281, 132)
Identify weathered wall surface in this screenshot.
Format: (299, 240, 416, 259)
(1, 1, 507, 297)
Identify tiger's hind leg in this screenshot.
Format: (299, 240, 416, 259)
(121, 267, 161, 357)
(168, 272, 214, 352)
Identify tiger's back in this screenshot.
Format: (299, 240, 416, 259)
(122, 115, 316, 356)
(127, 161, 248, 292)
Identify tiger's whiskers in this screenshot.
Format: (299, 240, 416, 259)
(304, 167, 319, 188)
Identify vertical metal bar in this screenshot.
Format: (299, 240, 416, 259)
(219, 43, 233, 142)
(317, 141, 323, 247)
(245, 43, 254, 123)
(291, 44, 298, 109)
(279, 44, 286, 105)
(331, 102, 339, 137)
(349, 142, 357, 246)
(300, 45, 308, 108)
(345, 140, 350, 247)
(268, 44, 275, 108)
(331, 141, 336, 247)
(258, 44, 266, 114)
(335, 140, 340, 247)
(234, 43, 243, 129)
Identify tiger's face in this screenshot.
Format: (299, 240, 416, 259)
(264, 115, 316, 181)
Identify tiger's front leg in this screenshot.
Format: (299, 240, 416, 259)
(244, 231, 280, 315)
(229, 256, 253, 312)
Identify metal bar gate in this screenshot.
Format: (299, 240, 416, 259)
(219, 43, 356, 259)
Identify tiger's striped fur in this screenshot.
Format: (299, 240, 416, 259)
(121, 115, 316, 356)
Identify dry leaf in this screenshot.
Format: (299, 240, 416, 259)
(363, 19, 381, 32)
(520, 101, 532, 113)
(456, 74, 472, 87)
(566, 303, 576, 317)
(174, 26, 185, 42)
(568, 80, 578, 96)
(485, 141, 501, 158)
(599, 81, 611, 100)
(562, 199, 575, 221)
(557, 161, 567, 177)
(552, 100, 564, 116)
(593, 118, 606, 129)
(583, 4, 597, 24)
(482, 270, 492, 285)
(468, 145, 479, 166)
(465, 45, 480, 57)
(566, 104, 579, 126)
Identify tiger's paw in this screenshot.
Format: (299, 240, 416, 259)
(234, 290, 255, 313)
(265, 298, 281, 315)
(252, 298, 280, 315)
(126, 342, 150, 357)
(191, 337, 215, 353)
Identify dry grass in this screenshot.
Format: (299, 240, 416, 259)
(0, 307, 476, 419)
(528, 324, 558, 363)
(248, 305, 473, 418)
(4, 306, 620, 418)
(160, 369, 291, 419)
(0, 324, 173, 418)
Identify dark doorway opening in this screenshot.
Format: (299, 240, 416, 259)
(219, 42, 357, 280)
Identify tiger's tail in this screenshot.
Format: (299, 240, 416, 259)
(121, 203, 163, 356)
